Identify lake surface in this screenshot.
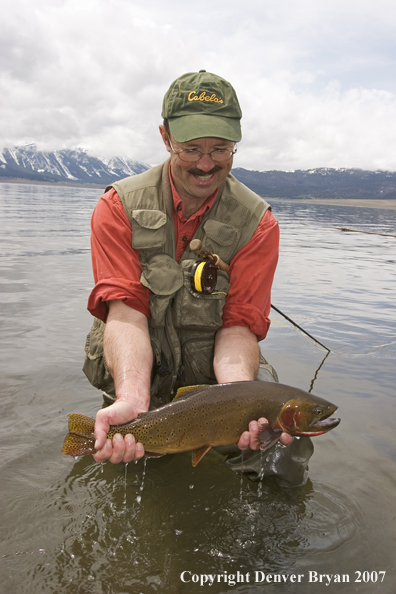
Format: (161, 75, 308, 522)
(1, 182, 395, 594)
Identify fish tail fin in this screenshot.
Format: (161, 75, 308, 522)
(68, 413, 95, 433)
(63, 414, 96, 456)
(62, 432, 96, 457)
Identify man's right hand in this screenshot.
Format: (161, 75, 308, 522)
(93, 399, 147, 464)
(93, 301, 153, 464)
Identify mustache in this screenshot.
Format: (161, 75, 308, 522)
(188, 165, 222, 176)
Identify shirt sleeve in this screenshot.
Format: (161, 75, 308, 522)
(87, 188, 151, 322)
(221, 209, 279, 341)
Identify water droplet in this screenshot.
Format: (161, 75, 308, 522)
(123, 463, 128, 506)
(257, 478, 263, 499)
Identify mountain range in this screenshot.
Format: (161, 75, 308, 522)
(1, 144, 396, 199)
(0, 144, 149, 185)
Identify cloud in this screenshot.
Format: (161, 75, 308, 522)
(2, 0, 396, 170)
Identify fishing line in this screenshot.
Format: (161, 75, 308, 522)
(270, 304, 330, 352)
(270, 305, 331, 392)
(308, 350, 330, 393)
(269, 319, 329, 352)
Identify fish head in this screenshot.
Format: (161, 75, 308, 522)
(276, 396, 340, 436)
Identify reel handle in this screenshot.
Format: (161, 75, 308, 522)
(189, 239, 230, 273)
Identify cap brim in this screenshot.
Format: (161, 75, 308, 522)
(168, 114, 241, 143)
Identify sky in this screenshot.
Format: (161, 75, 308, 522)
(2, 0, 396, 171)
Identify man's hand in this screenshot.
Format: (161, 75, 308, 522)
(93, 399, 147, 464)
(237, 417, 293, 451)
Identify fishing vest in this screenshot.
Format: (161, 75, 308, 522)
(83, 160, 271, 406)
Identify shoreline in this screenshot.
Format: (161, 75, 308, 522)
(0, 178, 104, 190)
(269, 197, 396, 210)
(2, 178, 396, 209)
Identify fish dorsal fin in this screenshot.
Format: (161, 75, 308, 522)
(192, 445, 212, 467)
(173, 385, 209, 400)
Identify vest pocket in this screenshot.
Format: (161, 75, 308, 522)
(141, 254, 184, 327)
(182, 337, 216, 384)
(172, 268, 230, 330)
(131, 209, 167, 249)
(202, 219, 239, 262)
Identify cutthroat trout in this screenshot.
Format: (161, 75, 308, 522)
(62, 382, 340, 466)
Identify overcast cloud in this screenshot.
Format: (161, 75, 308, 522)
(2, 0, 396, 170)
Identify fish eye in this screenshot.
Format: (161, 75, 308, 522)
(315, 407, 323, 415)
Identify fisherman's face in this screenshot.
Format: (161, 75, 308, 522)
(159, 126, 235, 203)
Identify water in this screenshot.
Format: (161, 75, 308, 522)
(1, 182, 395, 594)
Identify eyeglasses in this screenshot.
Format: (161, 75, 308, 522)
(167, 135, 237, 164)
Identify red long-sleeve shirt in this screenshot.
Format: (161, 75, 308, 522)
(88, 175, 279, 341)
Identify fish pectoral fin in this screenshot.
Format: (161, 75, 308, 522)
(173, 385, 209, 400)
(257, 426, 283, 453)
(192, 445, 212, 467)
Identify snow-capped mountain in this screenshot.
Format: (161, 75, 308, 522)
(1, 144, 396, 199)
(0, 144, 150, 185)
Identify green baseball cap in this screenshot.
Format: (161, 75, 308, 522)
(162, 70, 242, 142)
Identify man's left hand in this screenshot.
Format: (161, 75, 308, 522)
(237, 417, 293, 450)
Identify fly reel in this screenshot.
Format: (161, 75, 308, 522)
(190, 260, 219, 294)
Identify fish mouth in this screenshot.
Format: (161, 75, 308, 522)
(299, 416, 341, 436)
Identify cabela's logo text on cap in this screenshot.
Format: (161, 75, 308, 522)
(187, 91, 224, 104)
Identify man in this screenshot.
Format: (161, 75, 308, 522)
(84, 70, 311, 484)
